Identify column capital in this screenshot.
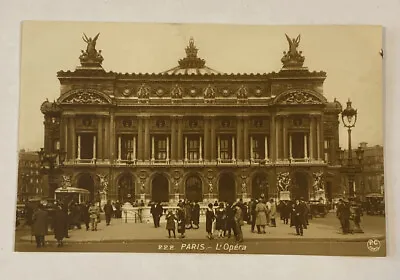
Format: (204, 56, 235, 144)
(204, 115, 216, 120)
(171, 115, 184, 120)
(137, 114, 151, 119)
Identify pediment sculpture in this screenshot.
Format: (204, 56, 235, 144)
(62, 89, 110, 104)
(278, 90, 322, 105)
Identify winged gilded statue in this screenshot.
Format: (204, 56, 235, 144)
(285, 34, 301, 57)
(82, 33, 100, 56)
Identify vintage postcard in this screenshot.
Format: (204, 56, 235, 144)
(15, 22, 385, 256)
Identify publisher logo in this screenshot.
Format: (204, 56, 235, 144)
(367, 239, 381, 252)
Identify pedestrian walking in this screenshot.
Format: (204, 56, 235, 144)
(155, 202, 164, 227)
(293, 198, 305, 236)
(192, 201, 200, 229)
(31, 204, 48, 248)
(88, 202, 100, 231)
(103, 200, 114, 226)
(165, 210, 177, 238)
(80, 202, 90, 231)
(224, 202, 235, 238)
(233, 202, 244, 242)
(250, 199, 257, 232)
(177, 203, 186, 238)
(53, 205, 68, 247)
(337, 199, 351, 234)
(215, 202, 226, 238)
(269, 198, 277, 227)
(206, 203, 215, 240)
(255, 199, 268, 234)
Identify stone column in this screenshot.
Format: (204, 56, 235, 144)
(137, 117, 143, 161)
(170, 117, 177, 161)
(103, 116, 109, 161)
(184, 136, 188, 162)
(77, 135, 81, 160)
(70, 117, 76, 161)
(151, 136, 155, 161)
(177, 116, 183, 162)
(93, 135, 97, 160)
(210, 117, 216, 161)
(132, 136, 136, 160)
(289, 133, 293, 160)
(97, 117, 103, 160)
(243, 116, 249, 162)
(317, 116, 322, 161)
(264, 136, 268, 161)
(283, 116, 288, 160)
(144, 116, 150, 161)
(199, 136, 203, 161)
(309, 116, 315, 161)
(236, 117, 243, 161)
(304, 133, 308, 159)
(63, 116, 68, 161)
(166, 136, 169, 161)
(250, 136, 254, 161)
(232, 136, 236, 161)
(109, 113, 115, 162)
(270, 115, 276, 162)
(217, 136, 221, 161)
(117, 136, 122, 161)
(203, 117, 210, 161)
(275, 116, 280, 161)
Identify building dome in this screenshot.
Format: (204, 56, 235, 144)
(161, 37, 222, 75)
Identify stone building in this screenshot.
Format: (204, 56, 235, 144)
(17, 149, 44, 202)
(40, 34, 343, 204)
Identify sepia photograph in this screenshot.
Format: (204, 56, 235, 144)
(14, 21, 385, 256)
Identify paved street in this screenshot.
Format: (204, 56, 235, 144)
(14, 212, 386, 256)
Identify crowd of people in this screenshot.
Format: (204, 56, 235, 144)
(20, 194, 363, 248)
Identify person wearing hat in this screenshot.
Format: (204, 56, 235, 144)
(293, 198, 305, 236)
(176, 203, 186, 238)
(233, 202, 244, 242)
(31, 204, 48, 248)
(206, 203, 216, 240)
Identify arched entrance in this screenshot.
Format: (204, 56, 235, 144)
(117, 173, 135, 203)
(77, 173, 95, 201)
(252, 173, 268, 200)
(292, 171, 310, 200)
(152, 174, 169, 202)
(218, 173, 236, 203)
(185, 175, 203, 202)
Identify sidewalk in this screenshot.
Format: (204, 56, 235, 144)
(20, 219, 385, 243)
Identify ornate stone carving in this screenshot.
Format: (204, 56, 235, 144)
(63, 89, 110, 104)
(171, 84, 183, 98)
(61, 175, 72, 189)
(221, 88, 231, 97)
(277, 172, 291, 192)
(156, 87, 165, 97)
(188, 87, 197, 97)
(122, 88, 132, 97)
(236, 85, 248, 99)
(279, 90, 322, 105)
(312, 172, 324, 192)
(254, 87, 263, 97)
(137, 84, 150, 103)
(98, 174, 109, 193)
(204, 85, 216, 103)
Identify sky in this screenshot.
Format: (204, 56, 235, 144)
(18, 22, 383, 151)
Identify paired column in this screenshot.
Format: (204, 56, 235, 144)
(270, 115, 276, 162)
(97, 117, 103, 160)
(317, 116, 322, 161)
(283, 116, 288, 160)
(243, 116, 249, 162)
(250, 136, 254, 161)
(63, 116, 69, 161)
(77, 135, 81, 160)
(304, 134, 308, 159)
(137, 117, 143, 161)
(203, 117, 210, 161)
(151, 136, 155, 161)
(132, 136, 136, 160)
(177, 116, 183, 161)
(184, 136, 188, 162)
(109, 113, 115, 162)
(275, 116, 280, 161)
(236, 117, 243, 161)
(144, 116, 150, 161)
(264, 136, 268, 161)
(166, 136, 169, 161)
(210, 117, 216, 161)
(170, 117, 177, 161)
(71, 118, 76, 161)
(103, 116, 109, 160)
(217, 136, 221, 161)
(93, 135, 97, 160)
(232, 137, 236, 161)
(289, 134, 293, 160)
(199, 136, 203, 161)
(117, 136, 122, 161)
(309, 116, 315, 160)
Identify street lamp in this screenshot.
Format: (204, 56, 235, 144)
(339, 99, 364, 198)
(37, 148, 66, 198)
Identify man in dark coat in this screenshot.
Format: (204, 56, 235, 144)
(53, 206, 68, 247)
(191, 201, 200, 229)
(31, 204, 48, 248)
(293, 199, 305, 236)
(177, 203, 186, 238)
(80, 202, 90, 231)
(337, 199, 351, 234)
(300, 197, 309, 229)
(150, 202, 157, 228)
(224, 202, 236, 238)
(250, 199, 257, 232)
(155, 202, 164, 227)
(104, 200, 114, 226)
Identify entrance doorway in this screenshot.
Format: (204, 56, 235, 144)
(292, 171, 309, 200)
(77, 173, 95, 201)
(218, 173, 236, 203)
(152, 174, 169, 202)
(117, 173, 135, 203)
(185, 175, 203, 202)
(252, 173, 268, 200)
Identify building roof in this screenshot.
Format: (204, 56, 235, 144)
(160, 38, 223, 75)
